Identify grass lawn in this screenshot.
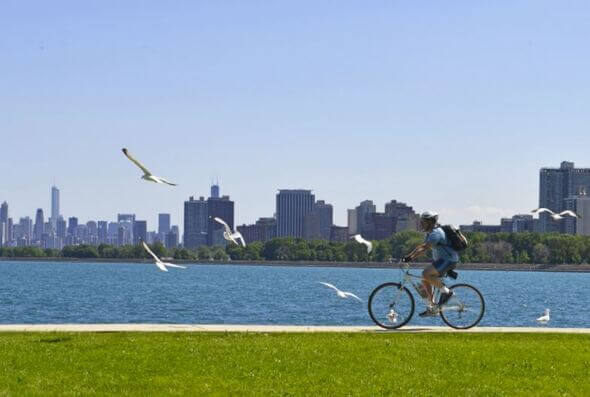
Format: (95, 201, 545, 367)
(0, 332, 588, 396)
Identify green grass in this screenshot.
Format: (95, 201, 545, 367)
(0, 332, 588, 396)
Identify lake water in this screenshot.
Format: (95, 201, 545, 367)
(0, 261, 588, 328)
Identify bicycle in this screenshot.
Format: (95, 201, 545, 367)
(368, 260, 485, 329)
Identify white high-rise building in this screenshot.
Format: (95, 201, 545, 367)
(50, 186, 60, 230)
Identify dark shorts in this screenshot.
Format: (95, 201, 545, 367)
(433, 259, 457, 276)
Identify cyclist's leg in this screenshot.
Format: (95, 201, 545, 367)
(421, 264, 439, 305)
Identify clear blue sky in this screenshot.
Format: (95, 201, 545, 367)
(2, 1, 590, 232)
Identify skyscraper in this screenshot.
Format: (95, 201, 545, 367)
(276, 190, 315, 238)
(56, 217, 67, 239)
(34, 209, 44, 241)
(133, 220, 147, 244)
(355, 200, 376, 237)
(303, 200, 333, 241)
(564, 196, 590, 236)
(158, 213, 171, 234)
(184, 196, 208, 249)
(207, 195, 234, 246)
(384, 200, 419, 232)
(51, 186, 60, 230)
(0, 202, 8, 226)
(67, 217, 78, 237)
(539, 161, 590, 232)
(210, 182, 220, 199)
(97, 221, 108, 243)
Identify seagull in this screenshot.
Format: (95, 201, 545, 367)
(351, 234, 372, 254)
(142, 241, 186, 272)
(213, 217, 246, 247)
(122, 148, 177, 186)
(536, 308, 550, 324)
(532, 208, 581, 220)
(318, 282, 362, 302)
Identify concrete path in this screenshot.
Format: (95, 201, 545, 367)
(0, 324, 588, 333)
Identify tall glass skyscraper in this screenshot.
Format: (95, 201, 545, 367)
(183, 196, 208, 248)
(276, 190, 315, 238)
(51, 186, 60, 230)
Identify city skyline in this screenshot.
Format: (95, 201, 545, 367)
(3, 2, 590, 231)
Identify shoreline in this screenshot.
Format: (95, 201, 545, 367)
(1, 257, 590, 272)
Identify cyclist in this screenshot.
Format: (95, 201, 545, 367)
(403, 211, 458, 317)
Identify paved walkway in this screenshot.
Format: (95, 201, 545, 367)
(0, 324, 588, 333)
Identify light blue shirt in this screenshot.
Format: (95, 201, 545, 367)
(425, 227, 460, 262)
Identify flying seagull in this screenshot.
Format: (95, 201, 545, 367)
(532, 208, 581, 220)
(122, 148, 177, 186)
(318, 282, 362, 302)
(352, 234, 372, 254)
(213, 217, 246, 247)
(536, 308, 550, 324)
(142, 241, 186, 272)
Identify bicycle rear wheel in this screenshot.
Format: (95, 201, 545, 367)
(368, 282, 415, 329)
(439, 283, 485, 329)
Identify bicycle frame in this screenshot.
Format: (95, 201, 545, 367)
(396, 263, 441, 306)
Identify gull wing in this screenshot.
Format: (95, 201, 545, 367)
(214, 217, 233, 234)
(234, 231, 247, 247)
(532, 208, 555, 215)
(161, 262, 187, 269)
(343, 292, 363, 302)
(142, 241, 161, 262)
(352, 234, 372, 253)
(559, 210, 581, 219)
(122, 148, 152, 176)
(154, 261, 168, 272)
(156, 176, 177, 186)
(319, 282, 340, 293)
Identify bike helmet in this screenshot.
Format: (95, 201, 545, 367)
(420, 211, 439, 222)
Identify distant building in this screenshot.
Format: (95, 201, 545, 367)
(184, 196, 208, 249)
(276, 190, 315, 238)
(347, 209, 357, 236)
(34, 209, 44, 241)
(207, 195, 234, 246)
(210, 183, 220, 199)
(18, 217, 33, 240)
(97, 221, 108, 243)
(165, 229, 179, 248)
(133, 221, 147, 244)
(355, 200, 376, 236)
(56, 217, 67, 238)
(460, 221, 501, 233)
(158, 214, 171, 235)
(330, 225, 349, 242)
(51, 186, 60, 230)
(564, 196, 590, 235)
(0, 202, 8, 227)
(384, 200, 419, 232)
(365, 212, 396, 240)
(303, 200, 333, 241)
(237, 217, 277, 244)
(67, 217, 78, 237)
(539, 161, 590, 233)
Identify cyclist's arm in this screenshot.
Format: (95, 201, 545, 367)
(406, 242, 432, 261)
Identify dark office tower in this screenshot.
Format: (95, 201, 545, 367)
(97, 221, 108, 243)
(366, 213, 396, 240)
(207, 195, 234, 246)
(237, 217, 277, 244)
(87, 221, 98, 237)
(539, 161, 590, 233)
(34, 209, 44, 241)
(384, 200, 419, 232)
(133, 220, 147, 244)
(51, 186, 60, 229)
(19, 217, 33, 239)
(67, 217, 78, 237)
(0, 202, 7, 226)
(211, 183, 220, 199)
(158, 213, 171, 234)
(303, 200, 333, 241)
(355, 200, 376, 236)
(7, 218, 13, 243)
(184, 196, 208, 249)
(165, 228, 179, 249)
(276, 190, 315, 238)
(56, 217, 67, 238)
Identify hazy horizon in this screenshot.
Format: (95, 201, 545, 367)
(2, 1, 590, 231)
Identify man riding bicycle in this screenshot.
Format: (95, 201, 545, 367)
(403, 211, 458, 317)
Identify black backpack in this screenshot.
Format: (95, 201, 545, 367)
(440, 225, 468, 252)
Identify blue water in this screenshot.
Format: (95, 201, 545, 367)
(0, 261, 588, 328)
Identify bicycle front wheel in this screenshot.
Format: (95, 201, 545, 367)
(368, 282, 415, 329)
(439, 283, 485, 329)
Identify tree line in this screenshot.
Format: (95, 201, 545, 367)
(2, 231, 590, 264)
